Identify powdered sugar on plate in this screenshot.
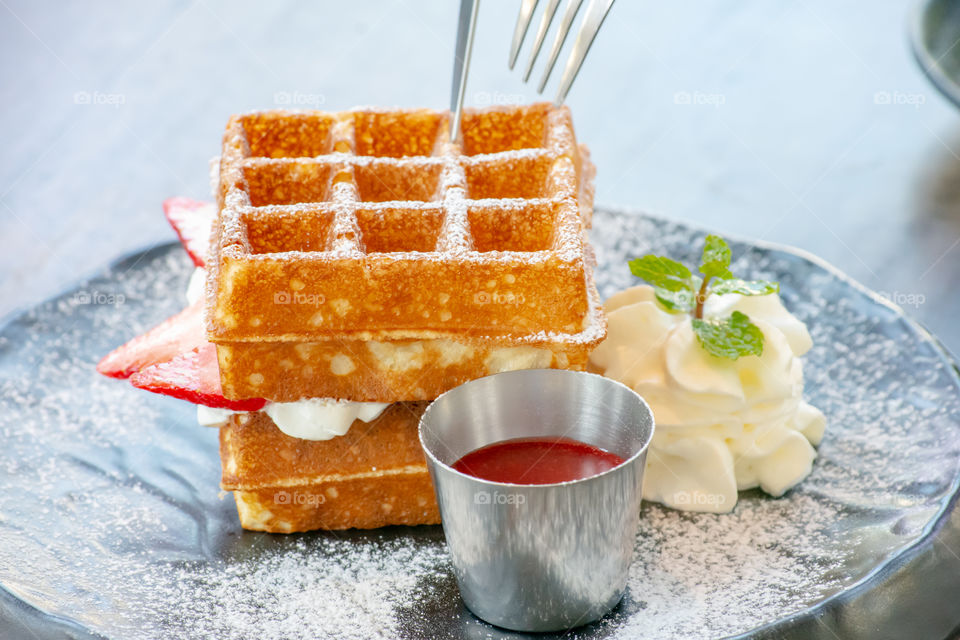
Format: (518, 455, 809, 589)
(1, 209, 959, 639)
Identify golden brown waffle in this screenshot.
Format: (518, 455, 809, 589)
(216, 267, 605, 402)
(208, 103, 596, 342)
(220, 404, 439, 532)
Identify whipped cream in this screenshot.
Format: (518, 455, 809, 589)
(264, 398, 389, 440)
(590, 285, 825, 513)
(197, 404, 236, 428)
(186, 267, 206, 306)
(195, 399, 389, 439)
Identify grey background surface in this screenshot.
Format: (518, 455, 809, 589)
(2, 1, 959, 354)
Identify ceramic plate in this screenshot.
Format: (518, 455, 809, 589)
(2, 208, 959, 639)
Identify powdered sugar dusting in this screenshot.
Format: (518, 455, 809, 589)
(155, 537, 450, 640)
(1, 209, 959, 639)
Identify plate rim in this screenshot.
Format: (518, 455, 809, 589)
(910, 0, 960, 109)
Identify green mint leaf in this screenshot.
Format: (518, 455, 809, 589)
(626, 235, 780, 360)
(709, 278, 779, 297)
(628, 255, 694, 292)
(691, 311, 764, 360)
(654, 284, 699, 313)
(699, 235, 733, 280)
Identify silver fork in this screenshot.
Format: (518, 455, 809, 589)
(450, 0, 615, 141)
(510, 0, 616, 103)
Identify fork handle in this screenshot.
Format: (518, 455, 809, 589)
(450, 0, 480, 143)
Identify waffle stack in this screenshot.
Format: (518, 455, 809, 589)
(99, 103, 605, 533)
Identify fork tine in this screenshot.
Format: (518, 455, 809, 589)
(522, 0, 561, 82)
(553, 0, 615, 104)
(536, 0, 584, 93)
(509, 0, 539, 70)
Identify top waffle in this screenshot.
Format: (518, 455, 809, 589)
(208, 103, 596, 341)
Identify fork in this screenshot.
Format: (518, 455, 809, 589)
(510, 0, 616, 103)
(450, 0, 615, 141)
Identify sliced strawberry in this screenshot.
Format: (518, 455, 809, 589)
(97, 301, 205, 379)
(129, 343, 266, 411)
(163, 197, 215, 267)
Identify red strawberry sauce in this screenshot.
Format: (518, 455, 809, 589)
(451, 437, 625, 485)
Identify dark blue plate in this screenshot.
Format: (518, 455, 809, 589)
(3, 208, 960, 639)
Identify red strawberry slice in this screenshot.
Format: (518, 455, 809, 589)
(97, 301, 205, 379)
(163, 197, 215, 267)
(130, 343, 266, 411)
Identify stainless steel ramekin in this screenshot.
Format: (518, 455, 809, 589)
(419, 369, 654, 632)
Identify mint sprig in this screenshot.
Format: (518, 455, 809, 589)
(691, 311, 764, 359)
(627, 235, 779, 360)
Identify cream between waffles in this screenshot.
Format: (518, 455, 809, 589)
(97, 103, 606, 532)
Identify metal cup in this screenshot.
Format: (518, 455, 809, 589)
(419, 369, 655, 632)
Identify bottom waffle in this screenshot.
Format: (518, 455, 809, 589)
(219, 403, 440, 532)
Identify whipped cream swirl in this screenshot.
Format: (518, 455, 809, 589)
(590, 285, 825, 513)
